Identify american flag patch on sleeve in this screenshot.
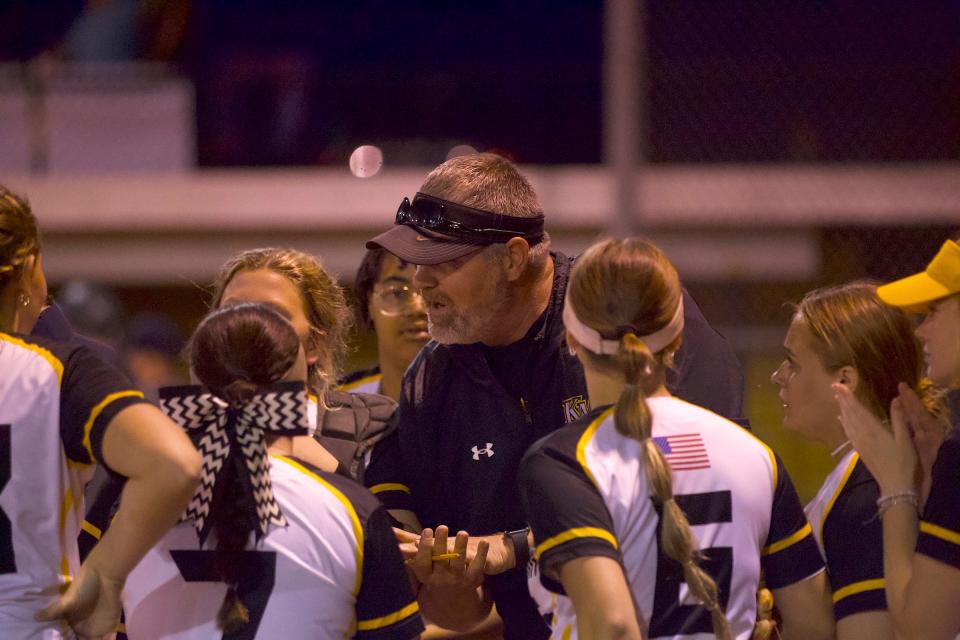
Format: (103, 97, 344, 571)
(652, 433, 711, 471)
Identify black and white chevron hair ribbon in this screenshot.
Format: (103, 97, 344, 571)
(158, 382, 308, 545)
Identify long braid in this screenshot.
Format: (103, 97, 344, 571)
(614, 334, 732, 640)
(211, 438, 253, 632)
(189, 303, 301, 633)
(570, 237, 732, 639)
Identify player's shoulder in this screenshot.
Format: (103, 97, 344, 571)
(0, 331, 83, 381)
(526, 405, 614, 464)
(271, 455, 383, 522)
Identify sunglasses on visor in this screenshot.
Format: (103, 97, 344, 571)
(395, 193, 545, 244)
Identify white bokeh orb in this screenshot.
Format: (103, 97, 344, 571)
(349, 145, 384, 178)
(446, 144, 478, 161)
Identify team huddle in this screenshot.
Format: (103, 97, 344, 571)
(1, 153, 959, 640)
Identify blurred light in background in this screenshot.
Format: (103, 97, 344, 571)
(349, 144, 383, 178)
(446, 144, 478, 160)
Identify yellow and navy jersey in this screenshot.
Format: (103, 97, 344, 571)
(123, 455, 423, 640)
(339, 367, 384, 395)
(519, 398, 823, 640)
(0, 332, 146, 639)
(917, 427, 960, 570)
(804, 449, 885, 620)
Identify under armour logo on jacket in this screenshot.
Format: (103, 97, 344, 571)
(471, 443, 494, 460)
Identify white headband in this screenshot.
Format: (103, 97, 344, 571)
(563, 295, 685, 356)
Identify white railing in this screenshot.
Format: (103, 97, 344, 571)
(5, 164, 957, 285)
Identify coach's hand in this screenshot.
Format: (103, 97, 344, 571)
(409, 526, 492, 631)
(396, 525, 518, 576)
(408, 526, 488, 585)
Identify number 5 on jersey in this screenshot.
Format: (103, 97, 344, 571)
(649, 490, 733, 637)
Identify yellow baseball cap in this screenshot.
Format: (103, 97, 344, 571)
(877, 239, 960, 312)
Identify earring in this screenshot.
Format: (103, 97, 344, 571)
(568, 345, 577, 356)
(17, 292, 30, 308)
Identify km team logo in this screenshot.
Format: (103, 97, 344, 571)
(562, 395, 589, 423)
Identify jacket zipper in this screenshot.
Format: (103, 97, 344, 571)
(519, 396, 533, 425)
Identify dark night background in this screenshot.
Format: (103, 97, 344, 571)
(2, 1, 958, 167)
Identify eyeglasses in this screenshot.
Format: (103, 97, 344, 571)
(395, 192, 545, 244)
(373, 283, 425, 316)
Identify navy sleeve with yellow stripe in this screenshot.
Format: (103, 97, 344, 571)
(355, 506, 424, 639)
(760, 452, 824, 589)
(364, 430, 414, 513)
(917, 430, 960, 570)
(59, 345, 147, 470)
(519, 416, 620, 591)
(822, 459, 886, 619)
(317, 469, 423, 639)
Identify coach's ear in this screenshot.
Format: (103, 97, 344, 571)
(503, 237, 531, 282)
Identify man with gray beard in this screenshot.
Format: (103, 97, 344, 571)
(364, 153, 746, 639)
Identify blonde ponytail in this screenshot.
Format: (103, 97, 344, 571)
(614, 333, 733, 640)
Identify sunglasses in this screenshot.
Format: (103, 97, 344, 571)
(395, 193, 545, 244)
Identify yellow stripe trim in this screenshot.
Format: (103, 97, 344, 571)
(357, 600, 421, 631)
(273, 455, 365, 596)
(920, 521, 960, 546)
(370, 482, 411, 495)
(338, 373, 382, 392)
(561, 624, 573, 640)
(58, 486, 73, 592)
(81, 520, 102, 540)
(0, 332, 64, 383)
(741, 426, 778, 492)
(535, 526, 619, 559)
(762, 522, 812, 556)
(81, 391, 144, 461)
(832, 578, 885, 603)
(576, 407, 614, 490)
(820, 452, 860, 543)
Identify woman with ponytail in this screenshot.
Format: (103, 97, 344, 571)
(836, 236, 960, 639)
(80, 246, 402, 567)
(518, 238, 833, 639)
(122, 303, 424, 639)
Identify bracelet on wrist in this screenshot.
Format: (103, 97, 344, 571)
(876, 490, 919, 517)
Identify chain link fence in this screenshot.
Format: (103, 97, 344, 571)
(636, 1, 960, 495)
